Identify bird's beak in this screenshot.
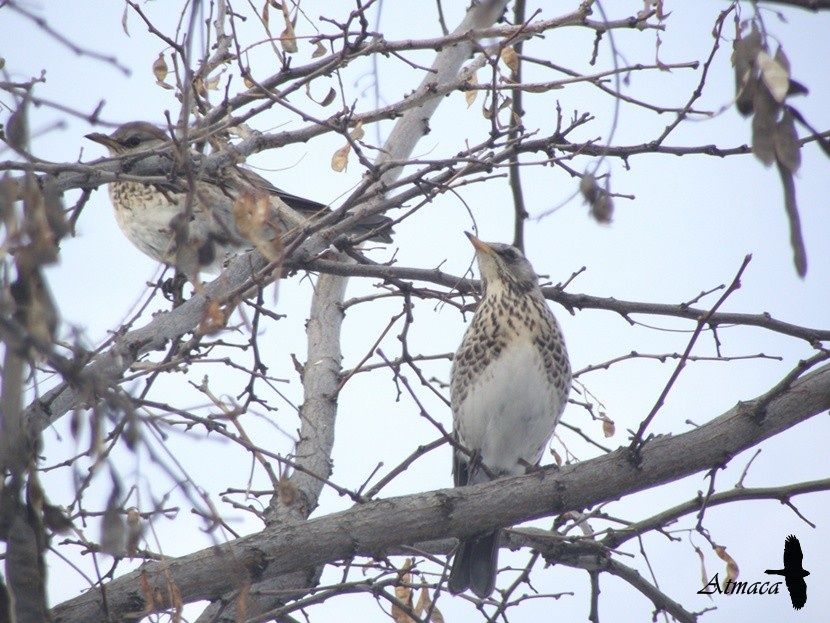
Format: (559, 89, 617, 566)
(85, 132, 119, 151)
(465, 231, 494, 255)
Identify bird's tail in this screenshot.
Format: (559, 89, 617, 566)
(447, 530, 499, 598)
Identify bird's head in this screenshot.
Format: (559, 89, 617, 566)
(465, 232, 538, 293)
(86, 122, 169, 155)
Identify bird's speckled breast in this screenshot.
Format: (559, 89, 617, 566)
(109, 181, 182, 263)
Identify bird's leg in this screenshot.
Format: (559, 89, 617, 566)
(161, 271, 188, 307)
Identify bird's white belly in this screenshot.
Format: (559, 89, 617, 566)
(456, 338, 562, 476)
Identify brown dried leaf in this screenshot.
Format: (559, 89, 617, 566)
(235, 582, 251, 622)
(140, 569, 155, 610)
(579, 173, 599, 204)
(414, 585, 429, 617)
(715, 545, 739, 589)
(552, 448, 562, 466)
(6, 97, 29, 151)
(277, 476, 297, 507)
(751, 83, 779, 166)
(732, 25, 762, 116)
(100, 490, 125, 556)
(465, 73, 478, 109)
(350, 120, 365, 142)
(198, 300, 226, 335)
(126, 507, 143, 558)
(261, 0, 270, 27)
(757, 50, 789, 103)
(152, 53, 168, 82)
(392, 559, 414, 623)
(591, 192, 614, 224)
(600, 414, 615, 438)
(694, 545, 709, 592)
(243, 73, 255, 89)
(312, 41, 326, 58)
(166, 569, 183, 623)
(776, 159, 807, 277)
(774, 45, 791, 75)
(280, 4, 297, 53)
(331, 143, 351, 172)
(11, 268, 59, 344)
(431, 605, 445, 623)
(43, 503, 73, 534)
(501, 46, 519, 74)
(774, 109, 801, 173)
(320, 87, 336, 107)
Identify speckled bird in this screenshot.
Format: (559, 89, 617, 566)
(86, 122, 392, 280)
(448, 232, 570, 599)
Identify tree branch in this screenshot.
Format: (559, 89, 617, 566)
(51, 361, 830, 621)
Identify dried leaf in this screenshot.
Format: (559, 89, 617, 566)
(235, 582, 251, 622)
(501, 46, 519, 74)
(751, 82, 779, 166)
(43, 503, 73, 534)
(331, 143, 351, 172)
(579, 173, 599, 204)
(732, 25, 762, 116)
(591, 192, 613, 224)
(600, 415, 615, 438)
(6, 96, 29, 151)
(773, 45, 791, 75)
(392, 559, 414, 623)
(414, 585, 429, 617)
(152, 53, 168, 82)
(198, 300, 226, 335)
(694, 545, 709, 592)
(350, 120, 365, 142)
(277, 477, 297, 506)
(774, 109, 801, 173)
(715, 545, 739, 590)
(757, 50, 789, 103)
(552, 448, 562, 466)
(305, 82, 336, 106)
(280, 4, 297, 53)
(121, 3, 130, 35)
(243, 72, 255, 89)
(261, 0, 270, 27)
(100, 488, 125, 556)
(126, 507, 143, 558)
(312, 41, 326, 58)
(776, 159, 807, 278)
(465, 73, 478, 109)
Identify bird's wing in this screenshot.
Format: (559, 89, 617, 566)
(785, 576, 807, 610)
(234, 167, 394, 242)
(784, 534, 804, 567)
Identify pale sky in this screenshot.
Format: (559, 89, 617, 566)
(1, 2, 828, 622)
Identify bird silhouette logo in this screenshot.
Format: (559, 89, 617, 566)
(765, 535, 810, 610)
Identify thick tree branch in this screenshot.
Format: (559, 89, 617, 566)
(51, 361, 830, 622)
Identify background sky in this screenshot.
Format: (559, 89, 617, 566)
(1, 1, 828, 622)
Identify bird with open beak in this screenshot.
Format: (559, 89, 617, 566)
(448, 232, 571, 598)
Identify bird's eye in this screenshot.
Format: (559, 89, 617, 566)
(122, 136, 142, 148)
(499, 248, 518, 261)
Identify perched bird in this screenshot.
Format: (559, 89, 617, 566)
(765, 534, 810, 610)
(448, 233, 570, 598)
(85, 122, 392, 279)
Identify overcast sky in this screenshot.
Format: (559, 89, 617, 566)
(1, 1, 828, 622)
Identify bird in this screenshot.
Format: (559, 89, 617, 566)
(448, 232, 570, 598)
(765, 534, 810, 610)
(85, 122, 392, 281)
